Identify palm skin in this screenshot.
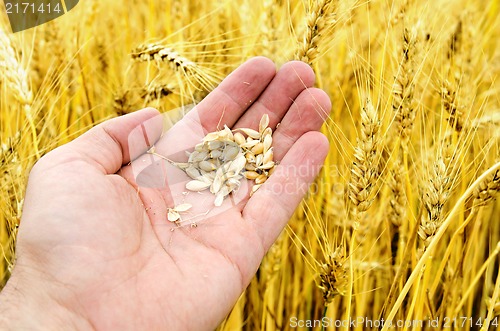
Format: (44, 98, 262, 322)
(0, 58, 331, 330)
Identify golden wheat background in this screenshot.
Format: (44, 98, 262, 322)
(1, 0, 499, 330)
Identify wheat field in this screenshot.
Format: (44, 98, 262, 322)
(1, 0, 499, 330)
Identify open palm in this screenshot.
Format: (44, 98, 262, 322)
(4, 58, 331, 330)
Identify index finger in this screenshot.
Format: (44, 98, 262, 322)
(183, 57, 276, 134)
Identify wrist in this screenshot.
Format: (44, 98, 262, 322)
(0, 266, 92, 330)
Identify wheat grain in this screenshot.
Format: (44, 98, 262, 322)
(167, 203, 193, 224)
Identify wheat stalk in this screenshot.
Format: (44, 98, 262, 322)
(140, 83, 175, 101)
(388, 161, 407, 228)
(470, 112, 500, 130)
(382, 161, 500, 330)
(260, 0, 276, 56)
(348, 98, 380, 219)
(448, 16, 474, 78)
(261, 237, 282, 284)
(439, 14, 476, 134)
(418, 158, 452, 248)
(0, 132, 21, 164)
(440, 79, 466, 133)
(131, 43, 220, 97)
(132, 44, 197, 74)
(113, 90, 135, 116)
(472, 169, 500, 208)
(0, 26, 40, 159)
(393, 27, 419, 148)
(318, 246, 348, 304)
(295, 0, 338, 65)
(390, 0, 412, 26)
(0, 29, 33, 106)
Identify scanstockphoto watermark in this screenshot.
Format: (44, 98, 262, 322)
(290, 317, 424, 329)
(289, 316, 499, 329)
(2, 0, 80, 33)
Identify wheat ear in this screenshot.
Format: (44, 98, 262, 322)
(348, 98, 380, 219)
(0, 27, 39, 158)
(318, 246, 349, 304)
(393, 27, 419, 148)
(295, 0, 338, 65)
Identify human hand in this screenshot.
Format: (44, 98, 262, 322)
(0, 57, 331, 330)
